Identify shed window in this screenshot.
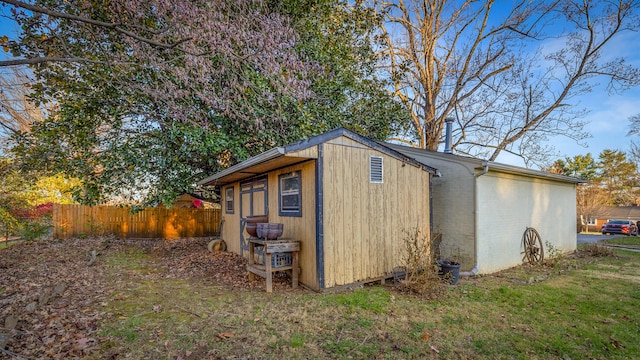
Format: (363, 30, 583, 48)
(279, 171, 302, 217)
(370, 156, 383, 183)
(225, 187, 234, 214)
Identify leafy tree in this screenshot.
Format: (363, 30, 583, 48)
(4, 0, 408, 205)
(547, 153, 604, 231)
(272, 0, 411, 139)
(547, 154, 598, 181)
(549, 149, 640, 226)
(597, 149, 638, 206)
(375, 0, 640, 166)
(0, 157, 33, 238)
(0, 170, 79, 207)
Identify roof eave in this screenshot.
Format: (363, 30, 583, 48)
(483, 162, 587, 184)
(197, 147, 286, 186)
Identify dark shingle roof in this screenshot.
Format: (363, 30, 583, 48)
(592, 206, 640, 220)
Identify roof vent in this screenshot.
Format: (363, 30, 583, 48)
(370, 156, 383, 183)
(444, 117, 454, 154)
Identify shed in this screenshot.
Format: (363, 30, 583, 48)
(198, 128, 438, 290)
(386, 144, 585, 274)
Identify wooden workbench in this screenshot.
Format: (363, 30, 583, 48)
(247, 239, 300, 293)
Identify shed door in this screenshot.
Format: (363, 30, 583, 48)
(239, 177, 268, 254)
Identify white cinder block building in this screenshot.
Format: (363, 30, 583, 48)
(388, 144, 585, 274)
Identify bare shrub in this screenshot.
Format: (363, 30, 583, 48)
(396, 229, 444, 298)
(543, 241, 564, 267)
(581, 243, 615, 257)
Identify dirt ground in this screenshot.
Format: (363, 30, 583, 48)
(0, 236, 288, 359)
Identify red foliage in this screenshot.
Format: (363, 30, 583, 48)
(11, 202, 54, 220)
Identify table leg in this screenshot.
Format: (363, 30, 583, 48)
(248, 242, 255, 281)
(265, 253, 273, 293)
(292, 251, 299, 289)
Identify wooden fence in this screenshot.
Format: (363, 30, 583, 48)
(53, 204, 221, 239)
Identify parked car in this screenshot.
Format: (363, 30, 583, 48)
(601, 219, 638, 236)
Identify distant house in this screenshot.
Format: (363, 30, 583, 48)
(584, 206, 640, 232)
(199, 128, 438, 291)
(171, 193, 219, 209)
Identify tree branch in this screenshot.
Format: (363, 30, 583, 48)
(1, 0, 192, 49)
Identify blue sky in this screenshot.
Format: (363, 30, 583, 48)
(1, 3, 639, 168)
(510, 30, 640, 167)
(488, 3, 640, 167)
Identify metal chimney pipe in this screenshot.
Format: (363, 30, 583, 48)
(444, 117, 454, 154)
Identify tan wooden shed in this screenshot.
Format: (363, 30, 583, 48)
(199, 128, 438, 290)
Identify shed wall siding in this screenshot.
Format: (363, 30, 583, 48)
(322, 142, 431, 288)
(476, 172, 577, 273)
(220, 162, 318, 289)
(221, 183, 240, 254)
(287, 145, 318, 159)
(266, 161, 318, 289)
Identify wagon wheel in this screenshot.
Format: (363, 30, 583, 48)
(522, 227, 544, 264)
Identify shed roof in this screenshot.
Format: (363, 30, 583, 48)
(198, 127, 439, 186)
(385, 143, 586, 184)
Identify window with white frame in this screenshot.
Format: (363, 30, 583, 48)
(587, 218, 596, 225)
(279, 171, 302, 216)
(225, 186, 234, 214)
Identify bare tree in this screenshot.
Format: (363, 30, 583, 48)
(576, 183, 608, 232)
(376, 0, 640, 165)
(0, 67, 47, 149)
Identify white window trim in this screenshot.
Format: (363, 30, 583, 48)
(370, 155, 383, 184)
(278, 171, 302, 216)
(225, 186, 234, 214)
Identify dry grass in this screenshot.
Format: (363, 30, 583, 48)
(2, 238, 639, 359)
(581, 242, 616, 257)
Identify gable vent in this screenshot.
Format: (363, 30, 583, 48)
(370, 156, 383, 183)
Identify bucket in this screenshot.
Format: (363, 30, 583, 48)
(437, 260, 461, 285)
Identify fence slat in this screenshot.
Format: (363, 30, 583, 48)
(52, 204, 221, 239)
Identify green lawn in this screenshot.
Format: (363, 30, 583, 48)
(602, 236, 640, 246)
(3, 238, 639, 359)
(93, 245, 640, 359)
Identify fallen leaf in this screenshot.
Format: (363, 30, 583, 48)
(217, 332, 235, 339)
(421, 333, 430, 341)
(610, 335, 624, 349)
